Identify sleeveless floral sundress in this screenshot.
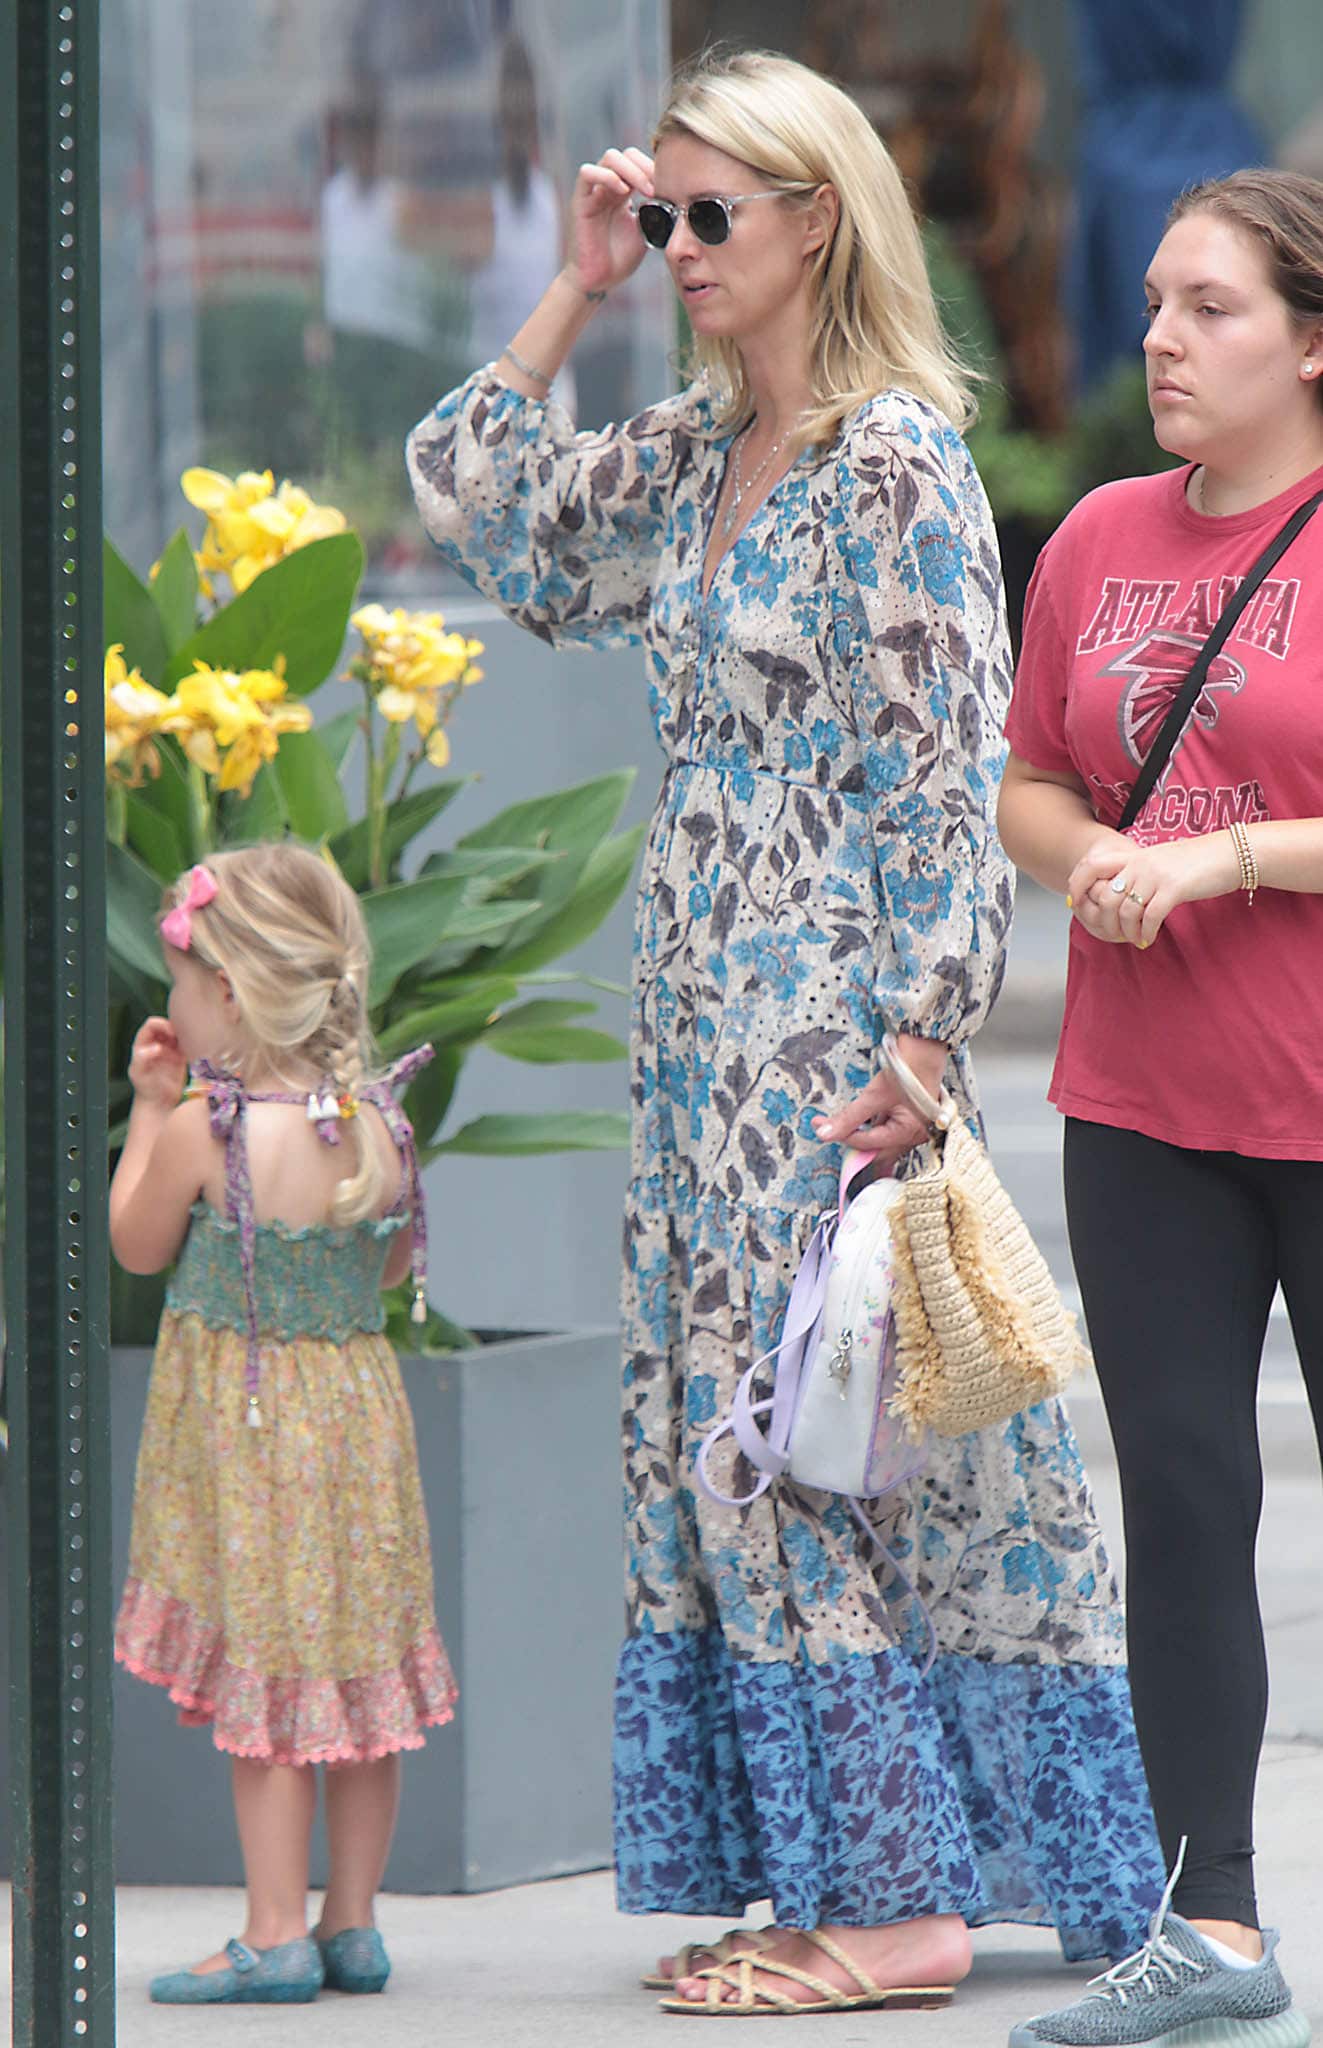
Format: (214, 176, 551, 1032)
(407, 366, 1162, 1958)
(115, 1067, 457, 1765)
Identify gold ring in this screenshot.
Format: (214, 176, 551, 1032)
(1127, 890, 1145, 907)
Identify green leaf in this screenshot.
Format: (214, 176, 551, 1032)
(458, 771, 634, 933)
(162, 531, 365, 696)
(104, 537, 169, 687)
(127, 737, 194, 851)
(106, 840, 167, 989)
(419, 843, 562, 890)
(492, 824, 645, 973)
(431, 1110, 629, 1157)
(149, 529, 200, 651)
(272, 728, 349, 841)
(484, 1024, 628, 1065)
(123, 791, 186, 879)
(219, 761, 287, 844)
(317, 706, 361, 773)
(424, 897, 533, 949)
(374, 979, 517, 1060)
(485, 999, 596, 1031)
(330, 781, 469, 892)
(361, 874, 472, 1006)
(480, 997, 626, 1064)
(457, 769, 634, 861)
(402, 1042, 463, 1152)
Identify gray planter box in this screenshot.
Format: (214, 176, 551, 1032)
(1, 1328, 623, 1893)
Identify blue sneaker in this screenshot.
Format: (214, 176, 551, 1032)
(317, 1927, 391, 1993)
(1009, 1853, 1308, 2048)
(149, 1935, 324, 2004)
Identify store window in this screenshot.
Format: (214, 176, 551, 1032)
(101, 0, 670, 591)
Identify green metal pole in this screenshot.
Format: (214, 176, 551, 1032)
(2, 0, 115, 2042)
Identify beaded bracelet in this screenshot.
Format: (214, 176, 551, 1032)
(1228, 820, 1259, 906)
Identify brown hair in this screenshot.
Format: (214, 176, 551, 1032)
(1168, 169, 1323, 355)
(161, 841, 388, 1223)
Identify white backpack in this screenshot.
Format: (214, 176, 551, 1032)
(696, 1151, 929, 1506)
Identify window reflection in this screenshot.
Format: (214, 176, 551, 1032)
(102, 0, 668, 592)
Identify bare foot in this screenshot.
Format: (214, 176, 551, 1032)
(672, 1915, 972, 2007)
(655, 1927, 775, 1984)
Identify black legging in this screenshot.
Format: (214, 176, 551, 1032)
(1063, 1116, 1323, 1928)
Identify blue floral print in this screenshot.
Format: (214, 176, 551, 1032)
(407, 368, 1162, 1955)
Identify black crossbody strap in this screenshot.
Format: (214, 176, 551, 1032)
(1116, 487, 1323, 833)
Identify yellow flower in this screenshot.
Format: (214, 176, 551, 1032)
(180, 467, 346, 596)
(104, 646, 180, 784)
(350, 605, 483, 756)
(173, 661, 312, 797)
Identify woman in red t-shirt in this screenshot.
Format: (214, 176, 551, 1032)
(1001, 172, 1323, 2048)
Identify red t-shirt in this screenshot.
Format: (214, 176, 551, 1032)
(1007, 458, 1323, 1158)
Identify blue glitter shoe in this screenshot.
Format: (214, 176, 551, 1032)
(317, 1927, 391, 1993)
(149, 1935, 324, 2004)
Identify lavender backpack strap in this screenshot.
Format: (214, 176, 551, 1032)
(695, 1152, 869, 1508)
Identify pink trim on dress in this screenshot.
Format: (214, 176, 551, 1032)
(115, 1575, 458, 1767)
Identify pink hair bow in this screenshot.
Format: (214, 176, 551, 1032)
(161, 864, 218, 952)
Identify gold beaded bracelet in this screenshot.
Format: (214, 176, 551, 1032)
(1228, 820, 1259, 906)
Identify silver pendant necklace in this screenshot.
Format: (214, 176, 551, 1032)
(720, 420, 792, 539)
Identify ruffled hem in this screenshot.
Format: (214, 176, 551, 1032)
(115, 1576, 457, 1766)
(613, 1626, 1162, 1963)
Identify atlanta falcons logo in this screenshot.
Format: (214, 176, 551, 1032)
(1101, 630, 1247, 770)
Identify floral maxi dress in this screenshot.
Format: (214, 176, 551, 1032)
(408, 368, 1162, 1956)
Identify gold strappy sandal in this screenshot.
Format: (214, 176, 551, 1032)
(640, 1926, 777, 1992)
(658, 1927, 955, 2017)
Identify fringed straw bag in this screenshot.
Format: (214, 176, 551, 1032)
(882, 1035, 1090, 1437)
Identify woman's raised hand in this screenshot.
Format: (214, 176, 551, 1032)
(565, 147, 655, 297)
(128, 1016, 187, 1109)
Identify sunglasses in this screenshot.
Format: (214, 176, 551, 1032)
(632, 187, 812, 250)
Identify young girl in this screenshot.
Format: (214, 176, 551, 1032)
(110, 842, 457, 2006)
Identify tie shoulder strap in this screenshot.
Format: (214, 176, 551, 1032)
(357, 1044, 435, 1327)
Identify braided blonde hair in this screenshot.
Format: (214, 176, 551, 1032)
(160, 842, 389, 1224)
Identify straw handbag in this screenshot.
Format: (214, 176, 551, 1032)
(882, 1035, 1089, 1437)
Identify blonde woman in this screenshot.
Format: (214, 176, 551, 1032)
(110, 845, 455, 2003)
(409, 49, 1161, 2017)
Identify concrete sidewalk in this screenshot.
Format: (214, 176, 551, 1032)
(6, 1744, 1320, 2048)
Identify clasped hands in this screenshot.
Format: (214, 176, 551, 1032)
(1066, 828, 1240, 948)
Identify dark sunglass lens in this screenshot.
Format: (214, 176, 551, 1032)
(636, 203, 674, 249)
(688, 199, 730, 245)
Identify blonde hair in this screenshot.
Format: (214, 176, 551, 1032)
(653, 48, 976, 443)
(162, 842, 388, 1225)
